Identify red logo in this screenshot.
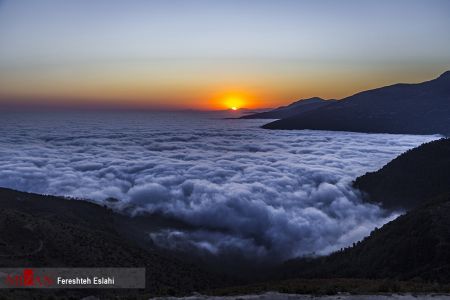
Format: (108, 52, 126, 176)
(5, 269, 54, 287)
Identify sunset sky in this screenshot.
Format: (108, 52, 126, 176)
(0, 0, 449, 110)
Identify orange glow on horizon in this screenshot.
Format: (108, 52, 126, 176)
(209, 91, 261, 110)
(2, 67, 446, 111)
(223, 95, 245, 110)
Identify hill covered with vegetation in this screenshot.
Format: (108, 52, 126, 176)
(277, 192, 450, 283)
(354, 138, 450, 210)
(275, 139, 450, 284)
(0, 188, 229, 298)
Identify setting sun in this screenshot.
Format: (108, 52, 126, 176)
(223, 95, 245, 110)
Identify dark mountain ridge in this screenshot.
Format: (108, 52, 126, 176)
(0, 188, 229, 297)
(276, 138, 450, 283)
(278, 192, 450, 282)
(354, 138, 450, 210)
(240, 97, 336, 119)
(263, 71, 450, 135)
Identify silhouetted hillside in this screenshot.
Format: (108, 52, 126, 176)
(278, 193, 450, 282)
(263, 71, 450, 135)
(0, 188, 228, 297)
(240, 97, 335, 119)
(354, 138, 450, 210)
(276, 138, 450, 283)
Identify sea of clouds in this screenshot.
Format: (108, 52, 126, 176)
(0, 111, 440, 261)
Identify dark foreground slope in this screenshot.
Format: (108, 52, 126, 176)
(0, 188, 227, 297)
(354, 138, 450, 210)
(278, 193, 450, 283)
(275, 139, 450, 284)
(240, 97, 335, 119)
(263, 71, 450, 135)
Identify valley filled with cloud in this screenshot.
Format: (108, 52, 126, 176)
(0, 112, 439, 261)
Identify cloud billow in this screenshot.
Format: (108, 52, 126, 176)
(0, 112, 439, 261)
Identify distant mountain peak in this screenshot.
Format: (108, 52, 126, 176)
(240, 97, 333, 119)
(262, 70, 450, 135)
(287, 97, 327, 107)
(438, 70, 450, 80)
(303, 97, 325, 101)
(293, 97, 325, 103)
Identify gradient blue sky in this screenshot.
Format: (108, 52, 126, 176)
(0, 0, 449, 109)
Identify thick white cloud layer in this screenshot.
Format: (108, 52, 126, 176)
(0, 112, 440, 260)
